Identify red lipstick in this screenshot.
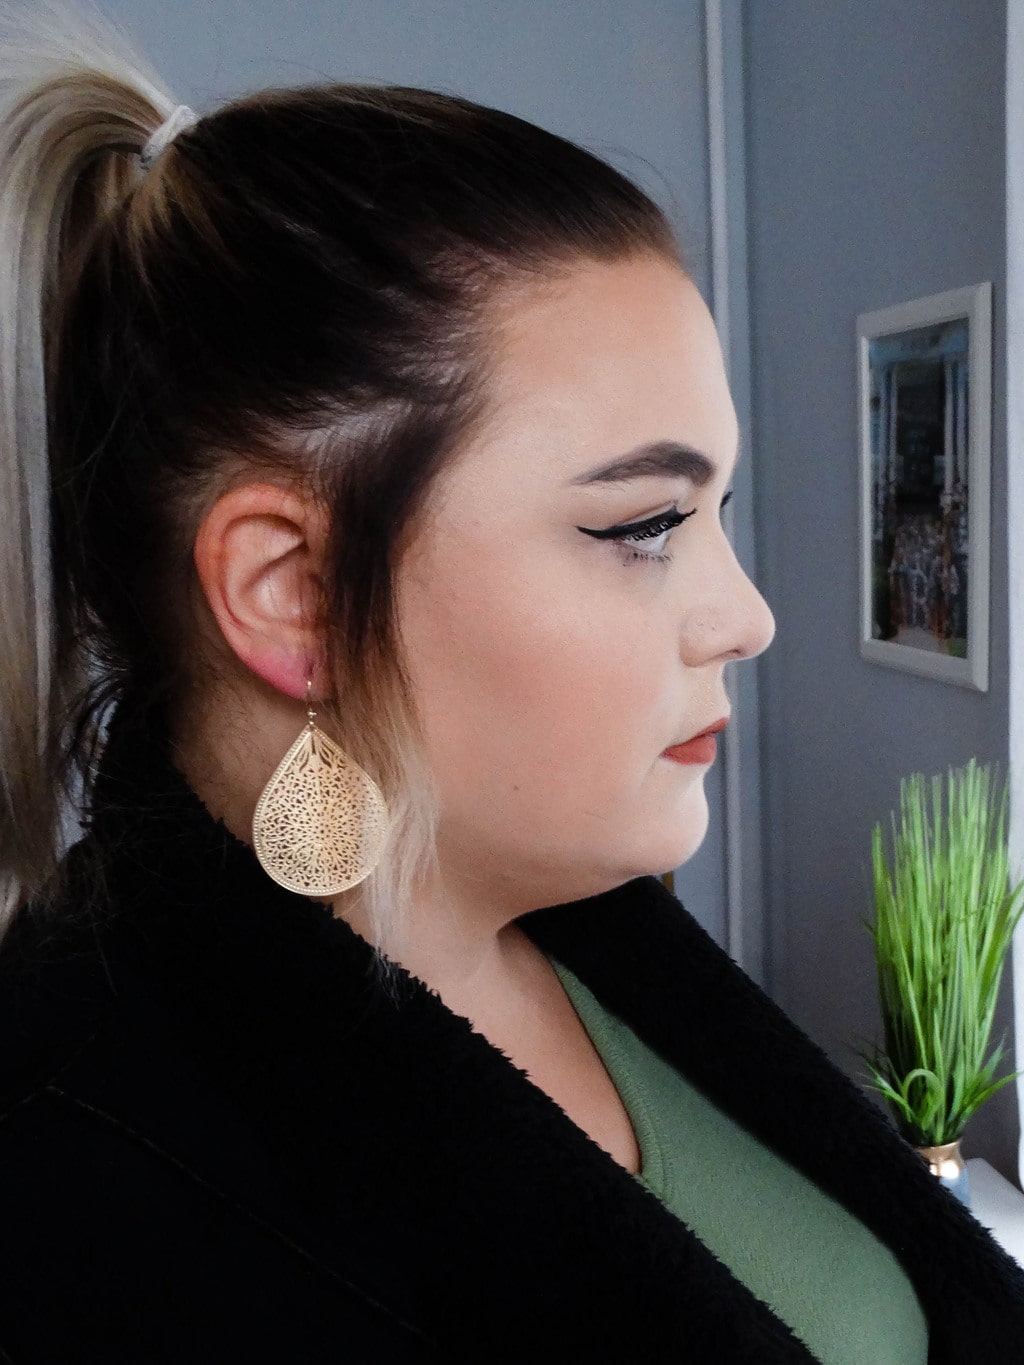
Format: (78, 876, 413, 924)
(661, 717, 729, 766)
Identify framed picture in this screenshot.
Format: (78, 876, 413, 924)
(857, 283, 992, 691)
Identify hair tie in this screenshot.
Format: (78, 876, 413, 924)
(139, 104, 199, 175)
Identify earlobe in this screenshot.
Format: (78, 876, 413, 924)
(192, 482, 328, 700)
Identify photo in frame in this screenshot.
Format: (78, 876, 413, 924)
(857, 283, 992, 691)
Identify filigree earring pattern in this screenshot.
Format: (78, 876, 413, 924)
(252, 681, 390, 897)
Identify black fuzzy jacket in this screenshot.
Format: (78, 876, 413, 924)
(1, 699, 1024, 1364)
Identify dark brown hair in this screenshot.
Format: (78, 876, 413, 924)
(1, 3, 683, 958)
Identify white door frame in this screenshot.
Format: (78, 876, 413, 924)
(704, 0, 770, 988)
(1004, 0, 1024, 1190)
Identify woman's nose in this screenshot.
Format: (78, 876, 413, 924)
(681, 541, 776, 667)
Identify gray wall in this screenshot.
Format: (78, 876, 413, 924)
(745, 0, 1016, 1179)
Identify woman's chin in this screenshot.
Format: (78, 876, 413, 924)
(665, 794, 711, 869)
(615, 798, 710, 883)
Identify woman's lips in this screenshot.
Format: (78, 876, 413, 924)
(661, 717, 729, 766)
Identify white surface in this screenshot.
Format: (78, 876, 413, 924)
(1006, 0, 1024, 1198)
(703, 0, 763, 982)
(966, 1158, 1024, 1268)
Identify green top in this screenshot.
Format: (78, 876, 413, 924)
(545, 954, 929, 1365)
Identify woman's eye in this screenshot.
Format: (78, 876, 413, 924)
(617, 511, 688, 563)
(577, 505, 695, 565)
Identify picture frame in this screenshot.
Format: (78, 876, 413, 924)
(857, 283, 992, 691)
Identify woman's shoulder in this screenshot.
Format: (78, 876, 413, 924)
(0, 847, 438, 1362)
(0, 836, 231, 1190)
(0, 1044, 437, 1363)
(0, 847, 114, 1105)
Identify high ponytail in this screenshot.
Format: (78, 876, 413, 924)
(0, 0, 186, 929)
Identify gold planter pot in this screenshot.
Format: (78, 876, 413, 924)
(914, 1138, 971, 1209)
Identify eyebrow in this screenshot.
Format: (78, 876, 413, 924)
(568, 440, 719, 488)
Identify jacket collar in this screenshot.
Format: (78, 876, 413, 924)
(25, 694, 1024, 1360)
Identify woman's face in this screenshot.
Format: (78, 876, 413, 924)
(396, 252, 775, 911)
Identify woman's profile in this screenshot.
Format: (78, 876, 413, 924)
(1, 3, 1022, 1361)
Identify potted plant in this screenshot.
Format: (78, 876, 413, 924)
(858, 758, 1024, 1208)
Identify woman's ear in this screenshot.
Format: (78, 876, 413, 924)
(192, 481, 330, 700)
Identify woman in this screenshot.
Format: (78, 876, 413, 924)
(0, 5, 1021, 1362)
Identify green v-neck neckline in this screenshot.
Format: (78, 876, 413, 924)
(545, 952, 671, 1198)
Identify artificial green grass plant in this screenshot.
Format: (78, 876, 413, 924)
(859, 759, 1024, 1148)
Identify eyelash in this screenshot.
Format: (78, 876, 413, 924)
(594, 490, 735, 566)
(615, 508, 694, 564)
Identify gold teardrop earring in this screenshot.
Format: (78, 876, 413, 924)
(252, 680, 391, 897)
